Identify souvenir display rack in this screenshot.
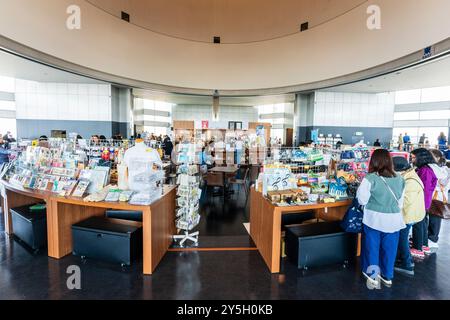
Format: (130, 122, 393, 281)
(2, 141, 165, 205)
(335, 146, 371, 197)
(257, 146, 372, 207)
(173, 143, 201, 247)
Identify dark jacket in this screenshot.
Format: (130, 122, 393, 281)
(0, 146, 9, 165)
(163, 139, 174, 156)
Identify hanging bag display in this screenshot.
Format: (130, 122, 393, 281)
(341, 198, 364, 233)
(307, 149, 324, 162)
(329, 176, 348, 199)
(429, 183, 450, 219)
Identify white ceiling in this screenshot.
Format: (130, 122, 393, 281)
(87, 0, 366, 44)
(0, 50, 105, 84)
(328, 55, 450, 93)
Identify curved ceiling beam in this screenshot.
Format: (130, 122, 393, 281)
(0, 0, 449, 94)
(2, 35, 449, 97)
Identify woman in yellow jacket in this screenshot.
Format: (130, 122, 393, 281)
(393, 156, 426, 276)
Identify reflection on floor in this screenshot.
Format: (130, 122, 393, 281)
(2, 208, 450, 299)
(171, 184, 255, 248)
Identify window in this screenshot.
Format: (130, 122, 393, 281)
(393, 127, 448, 145)
(393, 112, 420, 121)
(421, 86, 450, 103)
(419, 110, 450, 120)
(395, 89, 421, 105)
(392, 127, 419, 144)
(143, 126, 169, 136)
(417, 127, 448, 145)
(0, 118, 16, 137)
(394, 110, 450, 121)
(134, 98, 173, 135)
(142, 115, 171, 123)
(0, 76, 15, 93)
(0, 100, 15, 111)
(228, 121, 242, 130)
(395, 86, 450, 105)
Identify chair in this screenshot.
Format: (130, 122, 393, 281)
(205, 172, 225, 198)
(249, 165, 261, 185)
(228, 168, 250, 200)
(167, 173, 178, 185)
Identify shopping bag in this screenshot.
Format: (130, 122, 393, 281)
(341, 198, 364, 233)
(429, 184, 450, 219)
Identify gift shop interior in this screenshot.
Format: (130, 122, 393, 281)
(1, 0, 450, 301)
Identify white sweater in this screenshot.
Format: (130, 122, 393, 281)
(429, 164, 450, 202)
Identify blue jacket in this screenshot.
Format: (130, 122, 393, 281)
(0, 146, 9, 165)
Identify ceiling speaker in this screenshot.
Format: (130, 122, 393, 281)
(121, 11, 130, 22)
(300, 22, 309, 32)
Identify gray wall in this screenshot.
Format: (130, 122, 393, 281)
(296, 125, 392, 147)
(295, 93, 315, 146)
(111, 86, 131, 138)
(295, 91, 395, 146)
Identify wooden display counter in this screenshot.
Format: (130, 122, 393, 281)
(249, 188, 353, 273)
(0, 180, 176, 275)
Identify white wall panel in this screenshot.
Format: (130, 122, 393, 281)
(313, 91, 395, 128)
(15, 79, 112, 122)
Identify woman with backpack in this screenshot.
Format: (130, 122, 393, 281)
(392, 157, 426, 276)
(410, 148, 438, 259)
(357, 149, 405, 288)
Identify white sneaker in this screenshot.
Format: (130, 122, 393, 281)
(378, 275, 393, 288)
(428, 240, 439, 249)
(362, 272, 381, 290)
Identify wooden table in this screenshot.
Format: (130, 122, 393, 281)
(210, 166, 239, 197)
(249, 188, 353, 273)
(0, 180, 176, 275)
(210, 165, 239, 174)
(210, 166, 239, 184)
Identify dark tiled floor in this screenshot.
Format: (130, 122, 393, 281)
(196, 185, 250, 237)
(2, 203, 450, 299)
(171, 184, 254, 248)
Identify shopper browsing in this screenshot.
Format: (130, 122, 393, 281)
(403, 133, 411, 152)
(438, 132, 447, 151)
(392, 157, 425, 276)
(0, 135, 10, 166)
(427, 149, 450, 250)
(419, 134, 426, 147)
(357, 149, 405, 288)
(163, 135, 174, 157)
(410, 148, 438, 259)
(373, 139, 381, 147)
(398, 134, 404, 151)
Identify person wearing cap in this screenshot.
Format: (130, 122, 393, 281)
(392, 156, 425, 276)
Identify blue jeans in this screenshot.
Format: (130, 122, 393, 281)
(397, 224, 413, 268)
(361, 225, 400, 280)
